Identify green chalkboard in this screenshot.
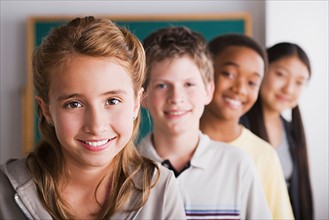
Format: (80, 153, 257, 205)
(23, 14, 251, 153)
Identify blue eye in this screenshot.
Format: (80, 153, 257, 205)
(64, 101, 82, 109)
(107, 98, 120, 105)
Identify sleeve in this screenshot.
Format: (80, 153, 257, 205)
(262, 149, 295, 219)
(136, 166, 186, 220)
(239, 157, 273, 220)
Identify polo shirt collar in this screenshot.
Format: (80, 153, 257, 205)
(189, 132, 212, 169)
(139, 132, 212, 170)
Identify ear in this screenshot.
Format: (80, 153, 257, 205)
(134, 88, 144, 116)
(35, 96, 53, 124)
(204, 80, 215, 105)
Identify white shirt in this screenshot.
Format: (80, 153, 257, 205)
(138, 132, 272, 220)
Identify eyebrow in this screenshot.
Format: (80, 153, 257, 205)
(222, 61, 239, 67)
(274, 65, 309, 80)
(56, 89, 128, 101)
(152, 77, 199, 82)
(222, 61, 262, 78)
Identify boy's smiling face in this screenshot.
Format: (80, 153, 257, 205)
(206, 46, 264, 122)
(145, 55, 213, 135)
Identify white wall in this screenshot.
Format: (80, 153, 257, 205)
(266, 1, 329, 219)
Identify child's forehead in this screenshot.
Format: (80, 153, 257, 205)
(217, 45, 256, 56)
(215, 46, 263, 64)
(151, 56, 201, 75)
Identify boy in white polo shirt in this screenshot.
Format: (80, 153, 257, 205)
(137, 27, 271, 220)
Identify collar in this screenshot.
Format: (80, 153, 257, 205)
(1, 159, 52, 219)
(229, 125, 248, 146)
(138, 132, 213, 170)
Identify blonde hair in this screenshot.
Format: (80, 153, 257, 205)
(27, 16, 159, 219)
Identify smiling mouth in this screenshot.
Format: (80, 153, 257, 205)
(164, 110, 189, 116)
(81, 137, 116, 147)
(224, 97, 243, 108)
(276, 95, 290, 102)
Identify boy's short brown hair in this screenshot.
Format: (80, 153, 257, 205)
(143, 26, 213, 90)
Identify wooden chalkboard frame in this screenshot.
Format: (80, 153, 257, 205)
(23, 13, 252, 154)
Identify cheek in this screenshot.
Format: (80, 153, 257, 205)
(294, 87, 304, 99)
(148, 91, 165, 108)
(261, 80, 273, 93)
(111, 104, 135, 130)
(215, 76, 228, 89)
(191, 90, 209, 105)
(290, 89, 303, 106)
(246, 89, 259, 107)
(260, 80, 277, 99)
(112, 113, 134, 137)
(53, 112, 82, 143)
(213, 82, 226, 98)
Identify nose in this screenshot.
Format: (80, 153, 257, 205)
(232, 78, 247, 96)
(168, 86, 184, 104)
(83, 107, 108, 135)
(282, 79, 295, 94)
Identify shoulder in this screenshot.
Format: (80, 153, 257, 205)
(153, 162, 176, 187)
(0, 159, 35, 220)
(203, 133, 249, 157)
(1, 158, 55, 219)
(136, 133, 152, 156)
(240, 127, 277, 156)
(199, 133, 254, 167)
(137, 133, 163, 163)
(139, 163, 186, 219)
(145, 162, 179, 196)
(235, 128, 284, 176)
(0, 158, 31, 189)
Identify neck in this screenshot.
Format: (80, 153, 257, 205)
(262, 104, 283, 147)
(152, 128, 199, 172)
(60, 159, 113, 219)
(200, 109, 241, 143)
(62, 157, 113, 189)
(262, 104, 282, 124)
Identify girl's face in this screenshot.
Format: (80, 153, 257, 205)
(145, 55, 213, 136)
(260, 55, 309, 113)
(206, 46, 264, 121)
(37, 56, 142, 170)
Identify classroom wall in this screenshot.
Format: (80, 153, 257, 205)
(266, 1, 328, 219)
(1, 1, 328, 219)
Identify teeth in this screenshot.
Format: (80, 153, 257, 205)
(84, 139, 108, 147)
(166, 111, 186, 116)
(224, 97, 242, 107)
